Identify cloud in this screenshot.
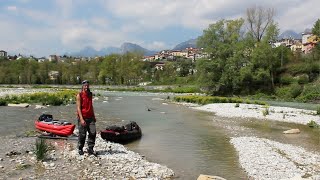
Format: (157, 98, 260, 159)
(1, 0, 320, 56)
(7, 6, 17, 11)
(143, 41, 167, 51)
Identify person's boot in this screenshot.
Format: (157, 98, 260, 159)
(87, 147, 95, 155)
(78, 148, 84, 155)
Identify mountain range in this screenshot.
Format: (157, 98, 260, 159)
(67, 39, 198, 57)
(69, 29, 306, 57)
(67, 43, 158, 57)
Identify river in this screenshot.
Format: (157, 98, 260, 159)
(1, 90, 319, 180)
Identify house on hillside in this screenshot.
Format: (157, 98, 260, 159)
(143, 56, 155, 62)
(302, 35, 319, 54)
(154, 63, 165, 70)
(49, 55, 58, 62)
(48, 71, 59, 80)
(37, 57, 48, 62)
(0, 50, 7, 58)
(290, 42, 303, 52)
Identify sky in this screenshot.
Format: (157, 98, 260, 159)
(1, 0, 319, 57)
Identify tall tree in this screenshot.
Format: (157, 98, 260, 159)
(312, 19, 320, 36)
(197, 19, 245, 94)
(246, 6, 275, 42)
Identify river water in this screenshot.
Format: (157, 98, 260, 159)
(1, 91, 319, 180)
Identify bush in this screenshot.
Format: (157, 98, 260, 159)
(0, 98, 7, 106)
(296, 84, 320, 102)
(173, 95, 267, 106)
(317, 106, 320, 115)
(34, 138, 49, 161)
(307, 120, 319, 128)
(275, 83, 302, 99)
(262, 105, 270, 116)
(280, 74, 295, 85)
(296, 74, 309, 84)
(2, 90, 77, 106)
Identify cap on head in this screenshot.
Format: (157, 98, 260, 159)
(82, 80, 89, 85)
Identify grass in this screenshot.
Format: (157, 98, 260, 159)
(34, 138, 50, 161)
(307, 120, 319, 128)
(0, 90, 77, 106)
(25, 130, 39, 137)
(262, 105, 270, 116)
(173, 95, 268, 106)
(15, 164, 31, 170)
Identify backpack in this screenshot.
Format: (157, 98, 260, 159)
(38, 114, 53, 122)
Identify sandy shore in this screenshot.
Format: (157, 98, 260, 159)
(189, 103, 320, 180)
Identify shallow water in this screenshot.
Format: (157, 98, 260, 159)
(1, 91, 319, 180)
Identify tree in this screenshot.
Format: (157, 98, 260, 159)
(311, 19, 320, 64)
(197, 19, 245, 60)
(246, 6, 275, 42)
(312, 19, 320, 36)
(196, 18, 245, 94)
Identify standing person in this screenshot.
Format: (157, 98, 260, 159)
(77, 80, 96, 155)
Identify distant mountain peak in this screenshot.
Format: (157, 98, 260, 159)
(172, 39, 197, 50)
(279, 30, 301, 39)
(68, 42, 157, 57)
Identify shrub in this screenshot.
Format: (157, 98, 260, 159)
(296, 84, 320, 102)
(280, 74, 295, 85)
(317, 106, 320, 115)
(296, 74, 309, 84)
(307, 120, 319, 128)
(262, 105, 270, 116)
(173, 95, 267, 106)
(34, 138, 49, 161)
(0, 98, 7, 106)
(275, 83, 302, 100)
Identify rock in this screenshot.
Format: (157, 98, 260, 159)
(280, 174, 312, 180)
(7, 103, 30, 108)
(35, 105, 46, 109)
(197, 174, 227, 180)
(283, 129, 300, 134)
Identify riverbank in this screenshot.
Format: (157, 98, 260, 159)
(186, 102, 320, 180)
(0, 134, 174, 179)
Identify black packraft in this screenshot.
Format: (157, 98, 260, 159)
(38, 114, 53, 122)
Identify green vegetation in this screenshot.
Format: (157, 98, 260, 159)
(262, 105, 270, 116)
(15, 164, 31, 170)
(307, 120, 319, 128)
(317, 106, 320, 115)
(106, 85, 200, 93)
(34, 138, 50, 161)
(0, 90, 77, 106)
(0, 98, 7, 106)
(174, 95, 267, 105)
(25, 130, 39, 137)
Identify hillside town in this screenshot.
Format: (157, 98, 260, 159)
(0, 30, 319, 69)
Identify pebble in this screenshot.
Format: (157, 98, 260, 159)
(230, 137, 320, 180)
(192, 103, 320, 125)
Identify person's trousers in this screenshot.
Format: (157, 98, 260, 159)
(78, 118, 96, 150)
